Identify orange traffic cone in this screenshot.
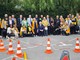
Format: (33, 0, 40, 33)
(7, 39, 15, 54)
(45, 38, 53, 54)
(0, 39, 6, 52)
(16, 40, 23, 58)
(12, 57, 16, 60)
(74, 38, 80, 53)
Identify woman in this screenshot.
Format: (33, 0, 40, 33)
(60, 22, 70, 36)
(11, 25, 19, 38)
(20, 25, 27, 37)
(1, 19, 7, 38)
(50, 17, 54, 35)
(42, 17, 48, 36)
(22, 17, 28, 27)
(70, 15, 77, 34)
(31, 18, 38, 36)
(27, 25, 33, 36)
(7, 25, 12, 38)
(0, 18, 2, 35)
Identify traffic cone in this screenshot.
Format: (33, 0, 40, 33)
(60, 50, 70, 60)
(45, 38, 53, 54)
(23, 51, 28, 60)
(7, 39, 15, 54)
(12, 57, 16, 60)
(16, 40, 23, 58)
(0, 39, 6, 52)
(74, 38, 80, 53)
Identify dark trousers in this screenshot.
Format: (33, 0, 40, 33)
(0, 28, 2, 35)
(44, 30, 48, 36)
(17, 25, 21, 32)
(54, 28, 61, 35)
(48, 26, 50, 35)
(50, 26, 54, 35)
(70, 25, 76, 34)
(22, 32, 27, 37)
(34, 29, 37, 35)
(61, 30, 69, 36)
(38, 31, 44, 36)
(1, 29, 7, 38)
(7, 33, 15, 37)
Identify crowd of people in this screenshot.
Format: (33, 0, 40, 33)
(0, 13, 80, 38)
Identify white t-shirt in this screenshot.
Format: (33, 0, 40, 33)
(66, 20, 72, 26)
(7, 27, 11, 34)
(9, 20, 12, 25)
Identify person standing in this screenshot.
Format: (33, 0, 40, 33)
(22, 17, 27, 27)
(71, 15, 77, 34)
(27, 15, 32, 26)
(50, 17, 54, 35)
(35, 14, 39, 25)
(77, 15, 80, 33)
(46, 15, 50, 35)
(31, 18, 38, 36)
(54, 15, 60, 35)
(39, 15, 43, 22)
(12, 15, 15, 22)
(0, 18, 2, 35)
(17, 15, 23, 32)
(8, 16, 14, 28)
(1, 19, 7, 38)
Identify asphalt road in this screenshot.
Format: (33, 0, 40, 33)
(0, 34, 80, 60)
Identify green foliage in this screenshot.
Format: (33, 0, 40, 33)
(0, 0, 80, 18)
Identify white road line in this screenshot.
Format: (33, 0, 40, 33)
(59, 44, 73, 46)
(20, 40, 30, 45)
(28, 46, 39, 48)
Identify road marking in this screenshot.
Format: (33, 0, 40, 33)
(20, 40, 30, 45)
(28, 46, 40, 48)
(59, 44, 73, 46)
(59, 42, 73, 46)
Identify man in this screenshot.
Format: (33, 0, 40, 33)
(35, 14, 39, 25)
(77, 15, 80, 33)
(0, 18, 1, 35)
(38, 21, 44, 36)
(46, 15, 50, 35)
(39, 15, 43, 22)
(4, 14, 8, 20)
(8, 16, 14, 28)
(17, 15, 23, 32)
(12, 15, 15, 22)
(27, 15, 32, 26)
(54, 15, 60, 35)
